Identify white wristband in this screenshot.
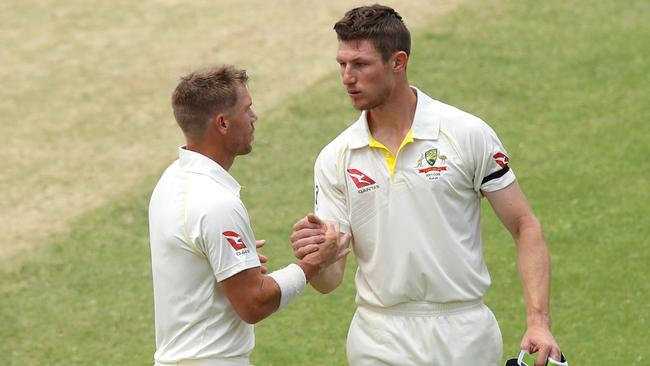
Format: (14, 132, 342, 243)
(268, 263, 307, 311)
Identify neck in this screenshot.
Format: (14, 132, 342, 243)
(367, 82, 417, 136)
(186, 139, 235, 171)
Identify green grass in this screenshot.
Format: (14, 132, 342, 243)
(2, 0, 650, 364)
(0, 186, 155, 365)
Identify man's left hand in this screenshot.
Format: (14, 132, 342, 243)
(256, 240, 268, 274)
(520, 324, 561, 366)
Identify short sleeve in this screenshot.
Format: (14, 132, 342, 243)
(472, 121, 516, 193)
(314, 149, 351, 233)
(196, 197, 261, 282)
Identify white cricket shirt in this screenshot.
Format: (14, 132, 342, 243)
(149, 147, 260, 364)
(314, 87, 516, 307)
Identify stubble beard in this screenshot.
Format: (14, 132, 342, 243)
(352, 87, 391, 111)
(352, 94, 382, 111)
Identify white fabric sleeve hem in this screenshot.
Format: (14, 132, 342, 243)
(268, 263, 307, 311)
(480, 170, 516, 193)
(215, 257, 261, 282)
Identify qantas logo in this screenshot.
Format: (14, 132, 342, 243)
(347, 169, 376, 188)
(493, 152, 510, 168)
(346, 168, 379, 194)
(222, 231, 247, 251)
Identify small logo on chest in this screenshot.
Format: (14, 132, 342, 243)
(347, 168, 380, 194)
(415, 148, 448, 181)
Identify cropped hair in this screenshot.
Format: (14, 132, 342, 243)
(334, 4, 410, 62)
(171, 65, 248, 137)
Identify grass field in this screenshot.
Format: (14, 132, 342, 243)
(2, 0, 649, 365)
(0, 0, 459, 260)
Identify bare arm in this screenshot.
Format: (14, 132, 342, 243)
(219, 266, 281, 324)
(308, 256, 347, 294)
(221, 221, 349, 324)
(484, 181, 561, 365)
(290, 214, 350, 293)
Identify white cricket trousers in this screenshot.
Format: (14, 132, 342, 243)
(346, 300, 502, 366)
(154, 357, 250, 366)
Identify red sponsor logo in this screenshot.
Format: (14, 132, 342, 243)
(222, 231, 247, 250)
(418, 166, 447, 173)
(346, 169, 376, 189)
(493, 152, 510, 168)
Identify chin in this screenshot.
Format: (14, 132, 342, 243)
(235, 146, 253, 156)
(352, 97, 382, 111)
(350, 99, 367, 110)
(354, 102, 377, 111)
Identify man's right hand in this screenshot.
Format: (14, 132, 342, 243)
(300, 221, 350, 278)
(291, 213, 327, 259)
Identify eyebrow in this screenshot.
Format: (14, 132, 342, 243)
(336, 56, 371, 63)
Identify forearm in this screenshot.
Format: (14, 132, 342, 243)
(485, 183, 561, 355)
(247, 258, 326, 323)
(222, 266, 302, 325)
(290, 218, 350, 293)
(238, 273, 282, 324)
(227, 219, 347, 324)
(307, 257, 346, 294)
(219, 268, 281, 324)
(240, 262, 316, 323)
(515, 217, 563, 357)
(515, 216, 552, 327)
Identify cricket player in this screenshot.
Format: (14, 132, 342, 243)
(149, 65, 350, 366)
(291, 5, 562, 366)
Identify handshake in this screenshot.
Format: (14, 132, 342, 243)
(291, 213, 351, 278)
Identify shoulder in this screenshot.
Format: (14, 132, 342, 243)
(429, 100, 505, 155)
(187, 174, 244, 214)
(153, 160, 180, 186)
(316, 119, 363, 165)
(150, 160, 183, 204)
(433, 99, 492, 137)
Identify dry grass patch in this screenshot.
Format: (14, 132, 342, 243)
(0, 0, 466, 260)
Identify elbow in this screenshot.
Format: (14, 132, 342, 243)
(240, 313, 264, 325)
(239, 313, 257, 324)
(312, 278, 342, 294)
(512, 213, 542, 240)
(237, 303, 270, 324)
(236, 292, 275, 324)
(315, 286, 335, 294)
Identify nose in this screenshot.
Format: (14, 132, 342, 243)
(342, 65, 356, 85)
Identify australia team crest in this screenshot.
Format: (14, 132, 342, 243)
(416, 148, 448, 181)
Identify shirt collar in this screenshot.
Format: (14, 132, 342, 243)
(347, 86, 441, 149)
(178, 146, 241, 196)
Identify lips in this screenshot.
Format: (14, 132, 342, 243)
(347, 90, 361, 97)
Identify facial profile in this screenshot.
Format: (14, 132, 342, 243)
(337, 39, 395, 111)
(333, 5, 411, 111)
(222, 84, 257, 156)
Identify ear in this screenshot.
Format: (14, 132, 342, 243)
(214, 113, 229, 135)
(391, 51, 409, 72)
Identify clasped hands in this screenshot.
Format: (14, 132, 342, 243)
(291, 213, 351, 266)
